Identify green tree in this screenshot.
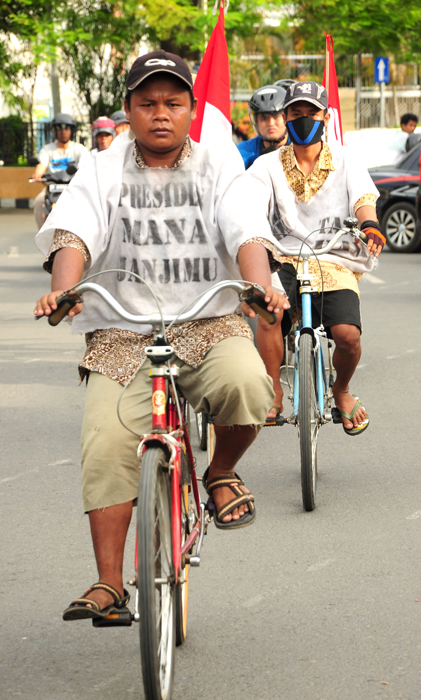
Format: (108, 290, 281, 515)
(282, 0, 421, 61)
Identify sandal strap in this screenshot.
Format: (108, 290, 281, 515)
(339, 398, 361, 421)
(217, 493, 255, 521)
(206, 476, 244, 494)
(89, 582, 121, 603)
(70, 597, 101, 612)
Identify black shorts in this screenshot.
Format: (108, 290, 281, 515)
(279, 263, 362, 339)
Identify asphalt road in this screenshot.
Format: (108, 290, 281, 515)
(1, 209, 421, 700)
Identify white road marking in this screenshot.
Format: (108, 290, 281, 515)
(365, 274, 386, 285)
(386, 355, 399, 360)
(307, 559, 335, 572)
(356, 364, 367, 369)
(23, 358, 41, 363)
(242, 594, 266, 608)
(405, 349, 415, 354)
(1, 459, 73, 484)
(406, 511, 421, 520)
(1, 468, 39, 484)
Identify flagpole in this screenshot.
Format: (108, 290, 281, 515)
(325, 35, 329, 143)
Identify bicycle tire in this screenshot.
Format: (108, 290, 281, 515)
(196, 412, 208, 451)
(175, 483, 189, 646)
(298, 333, 320, 512)
(207, 421, 215, 463)
(138, 446, 175, 700)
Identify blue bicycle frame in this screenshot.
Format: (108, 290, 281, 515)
(292, 269, 329, 421)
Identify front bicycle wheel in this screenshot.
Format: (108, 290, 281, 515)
(175, 483, 189, 646)
(138, 446, 175, 700)
(298, 333, 320, 512)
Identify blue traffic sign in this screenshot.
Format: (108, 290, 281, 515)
(374, 56, 389, 84)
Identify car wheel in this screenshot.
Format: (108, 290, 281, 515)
(383, 202, 421, 253)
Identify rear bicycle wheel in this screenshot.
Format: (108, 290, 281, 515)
(298, 333, 320, 512)
(138, 447, 175, 700)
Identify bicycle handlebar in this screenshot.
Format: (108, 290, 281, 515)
(43, 279, 278, 327)
(271, 223, 367, 258)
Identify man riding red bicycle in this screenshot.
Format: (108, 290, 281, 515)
(34, 50, 288, 621)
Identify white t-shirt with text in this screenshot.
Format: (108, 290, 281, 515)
(35, 139, 280, 335)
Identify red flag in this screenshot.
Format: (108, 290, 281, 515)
(189, 1, 231, 146)
(322, 33, 343, 146)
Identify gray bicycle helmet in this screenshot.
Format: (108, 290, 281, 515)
(110, 110, 129, 126)
(248, 84, 287, 139)
(51, 113, 77, 139)
(274, 79, 298, 91)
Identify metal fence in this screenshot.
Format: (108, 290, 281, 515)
(0, 121, 90, 166)
(359, 88, 421, 129)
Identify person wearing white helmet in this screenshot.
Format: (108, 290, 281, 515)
(91, 116, 116, 154)
(32, 113, 88, 229)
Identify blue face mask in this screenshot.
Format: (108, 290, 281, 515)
(286, 116, 324, 145)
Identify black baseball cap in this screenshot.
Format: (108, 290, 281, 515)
(283, 81, 328, 111)
(127, 50, 193, 92)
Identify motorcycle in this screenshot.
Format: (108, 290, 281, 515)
(29, 157, 77, 222)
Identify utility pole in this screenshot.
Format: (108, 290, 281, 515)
(380, 81, 385, 128)
(50, 62, 61, 116)
(355, 53, 361, 130)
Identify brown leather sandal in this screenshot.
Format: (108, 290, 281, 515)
(202, 468, 256, 530)
(62, 582, 130, 621)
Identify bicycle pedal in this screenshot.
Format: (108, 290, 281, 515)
(331, 407, 342, 424)
(264, 415, 287, 427)
(92, 609, 133, 628)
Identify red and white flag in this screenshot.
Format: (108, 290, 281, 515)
(189, 1, 231, 147)
(322, 32, 343, 146)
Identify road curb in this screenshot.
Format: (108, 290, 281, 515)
(0, 198, 34, 209)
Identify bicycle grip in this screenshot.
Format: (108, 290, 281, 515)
(48, 294, 78, 326)
(244, 293, 277, 325)
(359, 231, 368, 243)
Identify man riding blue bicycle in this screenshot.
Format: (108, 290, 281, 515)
(230, 80, 385, 434)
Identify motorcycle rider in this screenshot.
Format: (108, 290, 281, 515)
(91, 116, 116, 154)
(110, 110, 130, 135)
(33, 113, 88, 229)
(237, 83, 291, 169)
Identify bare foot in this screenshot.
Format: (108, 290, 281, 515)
(332, 388, 367, 429)
(206, 470, 252, 523)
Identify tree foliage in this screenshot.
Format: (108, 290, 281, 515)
(283, 0, 421, 62)
(5, 0, 421, 122)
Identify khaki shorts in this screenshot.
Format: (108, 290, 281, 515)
(81, 336, 274, 511)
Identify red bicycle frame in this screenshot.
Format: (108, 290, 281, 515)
(135, 367, 203, 585)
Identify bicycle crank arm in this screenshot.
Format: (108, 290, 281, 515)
(189, 502, 206, 567)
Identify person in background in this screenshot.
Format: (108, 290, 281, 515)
(400, 113, 418, 134)
(237, 84, 288, 169)
(400, 113, 420, 152)
(91, 116, 116, 154)
(32, 113, 88, 229)
(110, 110, 131, 135)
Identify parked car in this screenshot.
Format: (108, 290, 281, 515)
(369, 142, 421, 253)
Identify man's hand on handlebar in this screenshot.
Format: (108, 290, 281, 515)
(241, 285, 290, 320)
(34, 290, 83, 319)
(361, 222, 386, 258)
